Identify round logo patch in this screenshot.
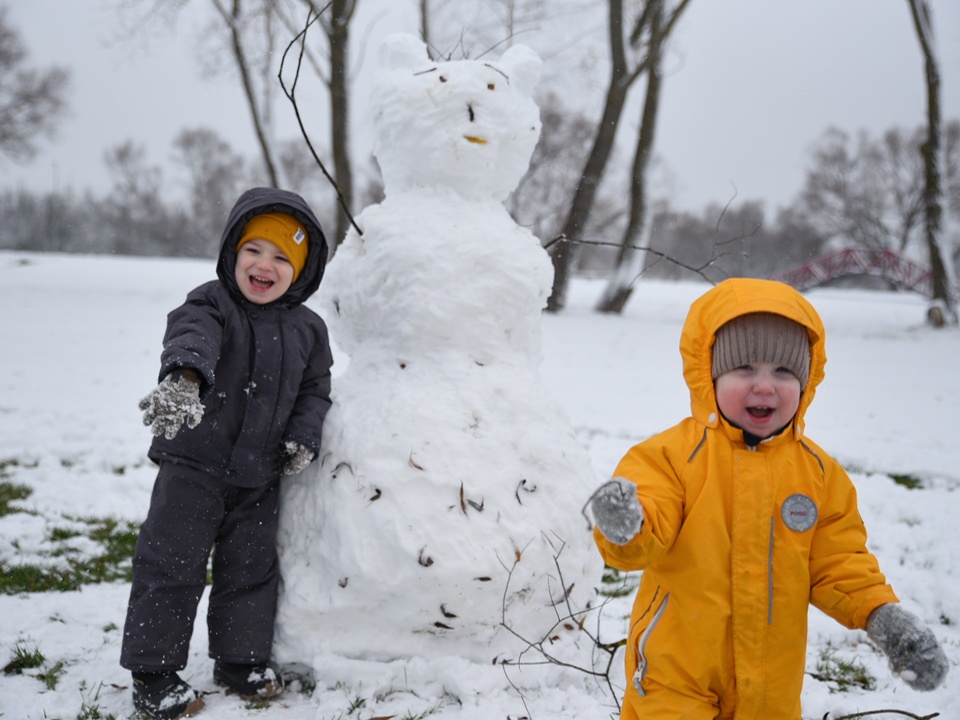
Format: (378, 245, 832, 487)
(781, 494, 818, 532)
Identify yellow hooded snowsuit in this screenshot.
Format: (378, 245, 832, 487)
(595, 278, 898, 720)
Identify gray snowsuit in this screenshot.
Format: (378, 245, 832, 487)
(121, 187, 333, 672)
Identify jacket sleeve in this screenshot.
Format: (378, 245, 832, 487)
(808, 459, 899, 629)
(282, 316, 333, 455)
(158, 283, 225, 393)
(594, 430, 687, 572)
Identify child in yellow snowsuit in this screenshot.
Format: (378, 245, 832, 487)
(590, 278, 947, 719)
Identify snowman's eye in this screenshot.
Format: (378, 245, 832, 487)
(439, 76, 447, 83)
(487, 83, 495, 90)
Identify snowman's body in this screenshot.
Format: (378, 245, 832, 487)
(274, 36, 601, 665)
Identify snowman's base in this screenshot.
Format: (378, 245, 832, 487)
(273, 542, 600, 666)
(274, 636, 618, 720)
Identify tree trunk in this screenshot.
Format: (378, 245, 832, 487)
(547, 0, 691, 312)
(595, 0, 665, 314)
(213, 0, 281, 187)
(547, 0, 635, 312)
(327, 0, 356, 248)
(907, 0, 957, 324)
(420, 0, 430, 50)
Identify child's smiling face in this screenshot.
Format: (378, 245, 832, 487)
(234, 238, 295, 304)
(714, 361, 802, 439)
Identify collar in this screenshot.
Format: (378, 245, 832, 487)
(719, 412, 793, 448)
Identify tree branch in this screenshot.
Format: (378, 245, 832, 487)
(211, 0, 281, 187)
(278, 4, 363, 236)
(496, 540, 627, 714)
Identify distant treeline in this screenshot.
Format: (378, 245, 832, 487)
(2, 120, 958, 285)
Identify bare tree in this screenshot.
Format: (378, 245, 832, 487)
(120, 0, 359, 237)
(800, 126, 927, 253)
(416, 0, 549, 58)
(317, 0, 357, 247)
(906, 0, 956, 324)
(594, 0, 669, 313)
(103, 141, 185, 256)
(419, 0, 431, 50)
(547, 0, 691, 312)
(508, 92, 597, 246)
(209, 0, 282, 186)
(0, 7, 70, 163)
(171, 127, 247, 255)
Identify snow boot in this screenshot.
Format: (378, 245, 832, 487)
(213, 661, 284, 700)
(131, 672, 204, 719)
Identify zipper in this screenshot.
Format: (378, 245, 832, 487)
(768, 516, 775, 624)
(633, 592, 670, 696)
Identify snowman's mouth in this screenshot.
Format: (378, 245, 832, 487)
(464, 135, 488, 145)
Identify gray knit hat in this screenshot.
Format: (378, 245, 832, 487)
(712, 312, 811, 389)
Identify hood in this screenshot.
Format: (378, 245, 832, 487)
(216, 187, 329, 309)
(679, 278, 826, 438)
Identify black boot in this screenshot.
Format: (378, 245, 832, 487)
(213, 661, 284, 700)
(132, 672, 204, 719)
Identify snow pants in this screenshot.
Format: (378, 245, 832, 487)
(120, 462, 281, 672)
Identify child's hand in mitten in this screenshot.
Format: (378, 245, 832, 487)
(138, 371, 203, 440)
(282, 440, 315, 476)
(589, 477, 644, 545)
(866, 603, 949, 691)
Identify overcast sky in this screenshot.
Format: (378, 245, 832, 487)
(3, 0, 959, 215)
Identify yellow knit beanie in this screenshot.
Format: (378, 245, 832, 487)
(237, 212, 309, 281)
(712, 312, 811, 389)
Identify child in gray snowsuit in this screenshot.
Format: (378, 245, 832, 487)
(120, 187, 333, 719)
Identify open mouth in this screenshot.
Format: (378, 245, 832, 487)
(249, 275, 275, 291)
(747, 407, 774, 419)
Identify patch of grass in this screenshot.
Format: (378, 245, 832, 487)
(48, 525, 83, 542)
(0, 563, 76, 593)
(0, 516, 141, 594)
(808, 643, 876, 693)
(76, 682, 119, 719)
(37, 659, 65, 690)
(0, 480, 32, 516)
(4, 639, 45, 674)
(244, 697, 275, 710)
(280, 665, 317, 695)
(400, 704, 445, 720)
(889, 472, 924, 490)
(78, 701, 117, 720)
(4, 639, 68, 691)
(598, 566, 639, 599)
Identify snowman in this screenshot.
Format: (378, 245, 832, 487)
(273, 34, 602, 666)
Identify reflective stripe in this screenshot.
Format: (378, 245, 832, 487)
(688, 429, 707, 462)
(768, 516, 775, 624)
(633, 592, 670, 696)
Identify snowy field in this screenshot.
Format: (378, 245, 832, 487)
(1, 249, 958, 719)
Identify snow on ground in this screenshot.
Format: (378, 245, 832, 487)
(1, 250, 958, 719)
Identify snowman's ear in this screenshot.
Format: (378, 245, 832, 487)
(498, 44, 541, 94)
(378, 33, 430, 70)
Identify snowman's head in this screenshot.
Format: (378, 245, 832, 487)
(371, 34, 542, 200)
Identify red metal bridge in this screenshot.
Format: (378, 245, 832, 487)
(769, 247, 934, 295)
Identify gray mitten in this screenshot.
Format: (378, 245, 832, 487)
(282, 440, 315, 476)
(590, 477, 644, 545)
(138, 371, 204, 440)
(866, 602, 948, 691)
